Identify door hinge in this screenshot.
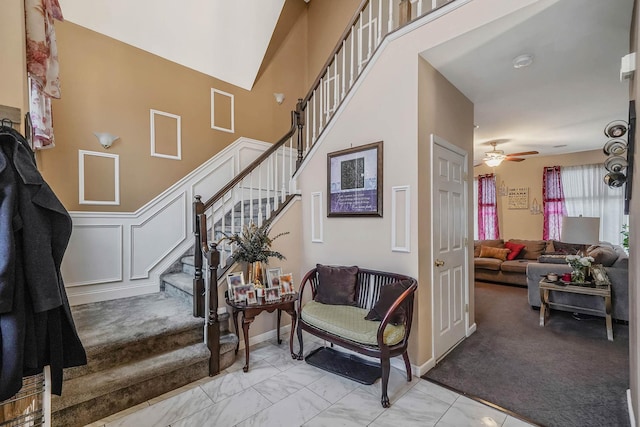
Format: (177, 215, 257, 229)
(465, 304, 469, 313)
(464, 237, 468, 246)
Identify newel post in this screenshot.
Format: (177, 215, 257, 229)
(205, 243, 221, 376)
(296, 98, 305, 169)
(193, 195, 205, 317)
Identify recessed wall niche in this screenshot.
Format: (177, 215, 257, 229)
(211, 88, 235, 133)
(78, 150, 120, 205)
(150, 109, 182, 160)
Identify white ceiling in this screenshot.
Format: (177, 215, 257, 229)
(419, 0, 635, 164)
(59, 0, 286, 90)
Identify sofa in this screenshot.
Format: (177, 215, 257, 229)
(474, 239, 549, 287)
(526, 244, 629, 321)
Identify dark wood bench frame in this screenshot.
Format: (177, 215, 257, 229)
(296, 267, 418, 407)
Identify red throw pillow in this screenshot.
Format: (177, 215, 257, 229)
(504, 242, 526, 260)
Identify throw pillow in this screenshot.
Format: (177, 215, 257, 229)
(550, 240, 584, 255)
(507, 239, 547, 260)
(365, 279, 412, 325)
(479, 245, 511, 261)
(473, 239, 504, 257)
(315, 264, 359, 306)
(586, 245, 619, 267)
(504, 242, 526, 260)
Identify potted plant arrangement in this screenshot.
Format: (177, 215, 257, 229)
(224, 222, 288, 296)
(565, 254, 595, 284)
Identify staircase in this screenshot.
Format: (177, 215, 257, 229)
(51, 289, 238, 426)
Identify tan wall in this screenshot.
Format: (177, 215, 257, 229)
(629, 0, 639, 422)
(42, 18, 307, 211)
(417, 58, 474, 362)
(305, 0, 362, 87)
(473, 150, 608, 240)
(0, 0, 28, 131)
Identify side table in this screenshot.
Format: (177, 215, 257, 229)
(538, 280, 613, 341)
(225, 292, 298, 372)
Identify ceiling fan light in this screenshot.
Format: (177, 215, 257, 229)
(484, 157, 504, 167)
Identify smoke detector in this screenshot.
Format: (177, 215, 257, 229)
(512, 54, 534, 69)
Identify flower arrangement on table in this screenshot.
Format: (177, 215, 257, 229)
(565, 254, 594, 284)
(223, 222, 288, 292)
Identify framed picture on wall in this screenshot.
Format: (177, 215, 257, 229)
(327, 141, 383, 217)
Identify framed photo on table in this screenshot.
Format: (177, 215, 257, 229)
(233, 284, 254, 303)
(226, 272, 245, 300)
(327, 141, 383, 217)
(591, 264, 611, 286)
(266, 267, 283, 289)
(265, 286, 281, 302)
(246, 289, 257, 305)
(279, 273, 294, 294)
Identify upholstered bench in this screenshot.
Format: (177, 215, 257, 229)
(296, 265, 417, 407)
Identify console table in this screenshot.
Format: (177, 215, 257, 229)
(225, 293, 298, 372)
(538, 280, 613, 341)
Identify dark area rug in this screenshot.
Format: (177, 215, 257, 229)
(306, 346, 381, 385)
(423, 282, 630, 427)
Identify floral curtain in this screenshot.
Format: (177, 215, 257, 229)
(542, 166, 566, 240)
(478, 173, 500, 240)
(25, 0, 64, 149)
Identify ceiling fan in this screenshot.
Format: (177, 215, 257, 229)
(480, 141, 539, 167)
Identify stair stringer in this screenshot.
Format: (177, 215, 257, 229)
(62, 137, 271, 306)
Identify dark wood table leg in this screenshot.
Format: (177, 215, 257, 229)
(286, 308, 297, 359)
(232, 309, 240, 354)
(241, 312, 256, 373)
(277, 309, 282, 344)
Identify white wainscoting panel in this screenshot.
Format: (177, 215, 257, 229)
(311, 191, 323, 243)
(62, 225, 123, 286)
(130, 192, 187, 279)
(391, 185, 410, 252)
(63, 137, 270, 305)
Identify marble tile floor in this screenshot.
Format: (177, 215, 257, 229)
(87, 332, 536, 427)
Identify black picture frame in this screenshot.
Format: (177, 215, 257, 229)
(327, 141, 383, 217)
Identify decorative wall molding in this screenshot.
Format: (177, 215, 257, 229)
(64, 137, 270, 305)
(150, 109, 182, 160)
(391, 185, 410, 252)
(211, 88, 235, 133)
(311, 191, 323, 243)
(62, 224, 123, 287)
(78, 150, 120, 205)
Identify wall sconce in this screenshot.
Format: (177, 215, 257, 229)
(530, 198, 541, 215)
(497, 180, 507, 196)
(273, 93, 285, 105)
(94, 132, 120, 149)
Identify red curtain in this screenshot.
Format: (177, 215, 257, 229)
(478, 174, 500, 239)
(543, 166, 566, 239)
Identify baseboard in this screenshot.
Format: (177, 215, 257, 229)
(237, 324, 292, 350)
(417, 357, 436, 377)
(67, 283, 159, 305)
(628, 389, 636, 427)
(467, 322, 477, 336)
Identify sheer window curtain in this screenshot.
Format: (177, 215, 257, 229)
(561, 164, 628, 245)
(543, 166, 566, 240)
(477, 174, 499, 239)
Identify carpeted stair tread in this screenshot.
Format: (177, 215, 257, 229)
(71, 293, 201, 353)
(162, 272, 194, 296)
(53, 342, 210, 411)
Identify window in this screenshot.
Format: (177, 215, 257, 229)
(561, 164, 628, 245)
(477, 174, 499, 239)
(543, 166, 566, 240)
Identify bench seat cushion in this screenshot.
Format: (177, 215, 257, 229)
(301, 300, 405, 346)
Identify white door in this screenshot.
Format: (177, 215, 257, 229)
(432, 135, 468, 361)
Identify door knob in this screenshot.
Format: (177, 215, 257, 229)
(435, 259, 445, 267)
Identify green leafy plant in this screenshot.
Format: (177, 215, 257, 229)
(621, 224, 629, 250)
(224, 222, 288, 264)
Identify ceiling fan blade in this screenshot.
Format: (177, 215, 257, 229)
(505, 157, 525, 162)
(506, 151, 539, 157)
